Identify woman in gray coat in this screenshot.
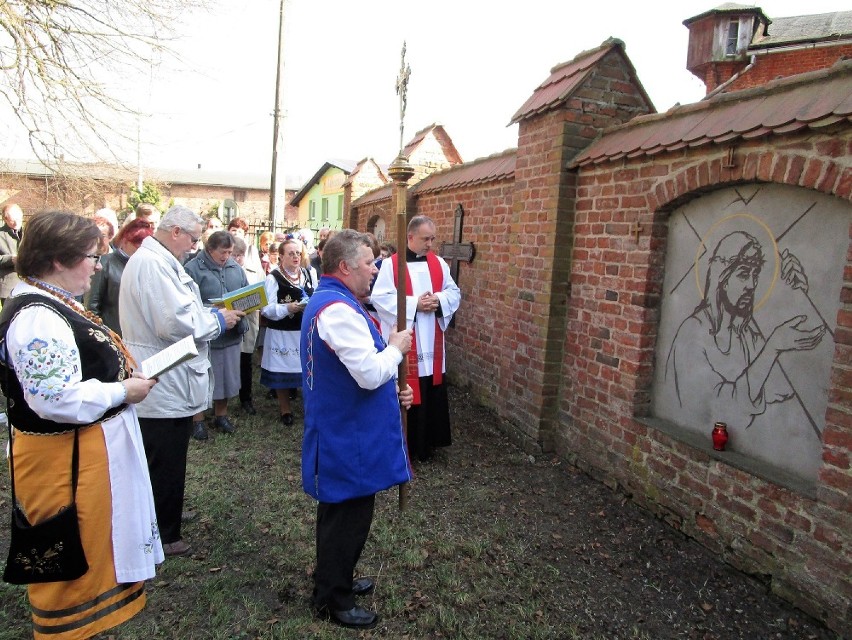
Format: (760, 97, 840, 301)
(184, 230, 248, 439)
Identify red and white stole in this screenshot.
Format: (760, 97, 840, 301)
(391, 252, 444, 405)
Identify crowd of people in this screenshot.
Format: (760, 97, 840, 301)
(0, 202, 461, 635)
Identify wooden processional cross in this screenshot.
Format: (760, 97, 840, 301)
(439, 204, 476, 283)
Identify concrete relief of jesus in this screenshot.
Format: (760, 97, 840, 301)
(664, 231, 825, 431)
(651, 185, 848, 483)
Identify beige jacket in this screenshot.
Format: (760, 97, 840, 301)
(118, 236, 222, 418)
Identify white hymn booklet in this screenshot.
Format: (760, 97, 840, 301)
(139, 335, 198, 379)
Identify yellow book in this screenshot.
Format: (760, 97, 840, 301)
(208, 281, 268, 314)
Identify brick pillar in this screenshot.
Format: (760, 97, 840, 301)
(497, 48, 655, 451)
(496, 109, 577, 452)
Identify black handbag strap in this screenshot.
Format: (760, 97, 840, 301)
(4, 342, 80, 511)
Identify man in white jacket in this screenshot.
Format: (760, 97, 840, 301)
(119, 206, 243, 556)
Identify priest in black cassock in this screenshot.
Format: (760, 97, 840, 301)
(371, 215, 462, 462)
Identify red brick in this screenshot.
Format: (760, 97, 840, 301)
(819, 466, 852, 494)
(817, 161, 840, 193)
(823, 446, 850, 470)
(802, 158, 824, 188)
(823, 424, 852, 448)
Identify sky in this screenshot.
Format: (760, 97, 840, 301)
(4, 0, 850, 188)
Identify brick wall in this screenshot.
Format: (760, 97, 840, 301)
(563, 135, 851, 634)
(701, 60, 742, 93)
(166, 185, 265, 218)
(348, 49, 851, 635)
(1, 174, 128, 215)
(351, 198, 391, 240)
(1, 175, 299, 229)
(489, 49, 655, 449)
(415, 180, 515, 402)
(729, 45, 852, 93)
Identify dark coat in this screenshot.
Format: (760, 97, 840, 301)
(0, 224, 22, 298)
(85, 249, 129, 335)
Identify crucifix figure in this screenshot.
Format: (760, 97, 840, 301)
(395, 41, 412, 155)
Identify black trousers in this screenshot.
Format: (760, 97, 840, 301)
(239, 351, 253, 402)
(139, 416, 193, 544)
(313, 494, 375, 611)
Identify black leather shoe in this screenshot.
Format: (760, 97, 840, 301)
(192, 421, 208, 441)
(281, 413, 293, 426)
(214, 416, 237, 434)
(240, 401, 257, 415)
(352, 577, 375, 596)
(325, 606, 378, 629)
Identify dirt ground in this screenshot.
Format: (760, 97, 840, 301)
(398, 387, 837, 640)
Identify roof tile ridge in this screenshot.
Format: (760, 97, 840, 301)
(411, 149, 517, 195)
(547, 37, 623, 78)
(425, 147, 516, 176)
(592, 57, 852, 139)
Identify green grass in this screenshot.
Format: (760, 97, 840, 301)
(0, 382, 835, 639)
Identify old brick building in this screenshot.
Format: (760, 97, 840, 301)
(0, 160, 299, 233)
(350, 17, 851, 636)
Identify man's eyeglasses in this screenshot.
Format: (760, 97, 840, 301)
(181, 229, 201, 245)
(86, 254, 102, 264)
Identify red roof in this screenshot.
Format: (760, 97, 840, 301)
(412, 149, 516, 195)
(573, 59, 852, 167)
(509, 38, 650, 125)
(351, 150, 516, 207)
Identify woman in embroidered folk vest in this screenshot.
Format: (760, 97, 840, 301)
(260, 238, 317, 425)
(0, 211, 161, 639)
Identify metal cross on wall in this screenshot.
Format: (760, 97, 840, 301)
(439, 204, 476, 283)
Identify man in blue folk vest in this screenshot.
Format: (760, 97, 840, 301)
(300, 229, 413, 630)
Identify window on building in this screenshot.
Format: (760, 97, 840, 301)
(234, 189, 247, 202)
(309, 201, 316, 221)
(222, 198, 238, 222)
(321, 198, 329, 222)
(337, 195, 344, 221)
(725, 20, 739, 55)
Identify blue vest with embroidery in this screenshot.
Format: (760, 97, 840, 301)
(300, 276, 410, 503)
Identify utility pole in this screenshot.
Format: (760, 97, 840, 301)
(268, 0, 287, 229)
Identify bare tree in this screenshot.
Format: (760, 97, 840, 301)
(0, 0, 206, 166)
